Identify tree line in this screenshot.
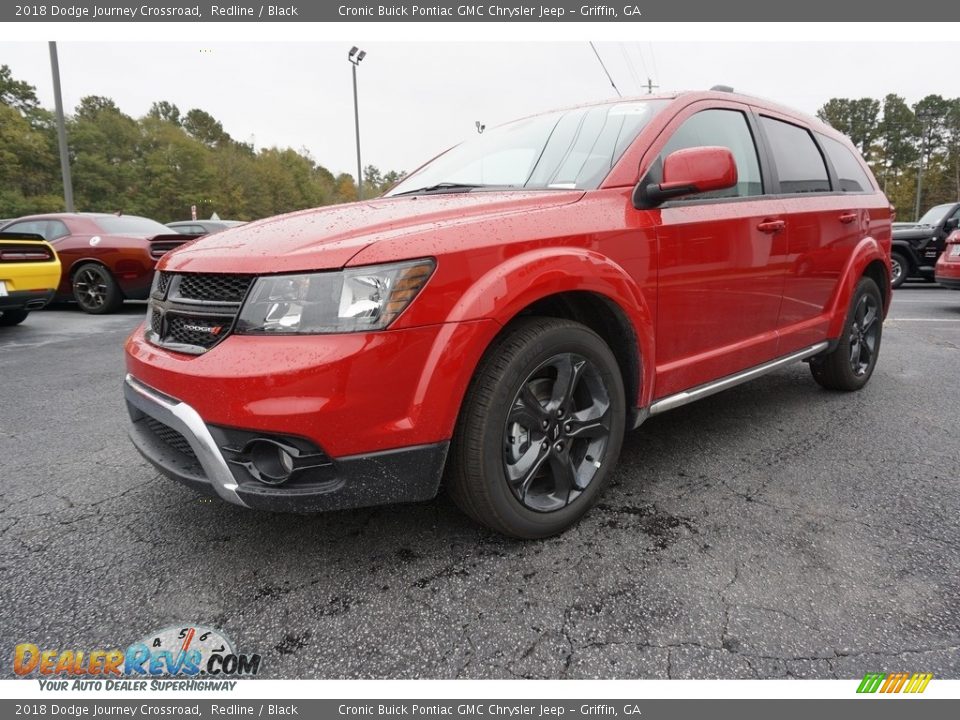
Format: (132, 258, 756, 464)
(0, 65, 404, 221)
(817, 95, 960, 219)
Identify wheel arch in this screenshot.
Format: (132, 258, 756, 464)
(826, 236, 891, 338)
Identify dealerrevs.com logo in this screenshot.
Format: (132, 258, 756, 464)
(14, 625, 261, 691)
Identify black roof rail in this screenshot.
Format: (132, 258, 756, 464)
(710, 85, 734, 92)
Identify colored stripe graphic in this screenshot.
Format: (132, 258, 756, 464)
(857, 672, 933, 694)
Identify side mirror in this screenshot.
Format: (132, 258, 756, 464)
(633, 146, 738, 209)
(944, 217, 959, 232)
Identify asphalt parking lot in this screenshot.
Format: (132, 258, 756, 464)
(1, 285, 958, 680)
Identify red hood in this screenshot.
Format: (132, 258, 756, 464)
(159, 191, 584, 274)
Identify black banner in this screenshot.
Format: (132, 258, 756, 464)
(4, 0, 960, 22)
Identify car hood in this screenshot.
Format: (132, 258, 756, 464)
(160, 191, 585, 274)
(892, 223, 936, 241)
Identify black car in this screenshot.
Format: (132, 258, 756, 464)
(891, 203, 960, 288)
(166, 220, 246, 236)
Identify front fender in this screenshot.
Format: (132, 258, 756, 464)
(446, 248, 656, 406)
(826, 236, 891, 338)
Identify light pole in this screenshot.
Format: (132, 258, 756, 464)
(914, 107, 935, 221)
(348, 46, 366, 200)
(48, 42, 74, 212)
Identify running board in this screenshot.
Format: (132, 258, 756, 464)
(648, 342, 829, 416)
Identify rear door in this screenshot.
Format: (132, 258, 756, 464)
(649, 102, 789, 398)
(755, 113, 873, 352)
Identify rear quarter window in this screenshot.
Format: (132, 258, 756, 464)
(818, 134, 874, 193)
(759, 117, 831, 194)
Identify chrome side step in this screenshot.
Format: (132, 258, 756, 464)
(648, 342, 829, 416)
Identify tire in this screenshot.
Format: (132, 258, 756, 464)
(0, 309, 29, 326)
(447, 317, 626, 538)
(810, 276, 883, 391)
(890, 251, 908, 289)
(72, 263, 123, 314)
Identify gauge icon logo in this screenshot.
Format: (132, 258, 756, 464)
(126, 625, 258, 677)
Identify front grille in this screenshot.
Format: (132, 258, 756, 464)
(154, 272, 171, 299)
(177, 274, 254, 303)
(165, 313, 233, 349)
(144, 416, 198, 462)
(145, 272, 255, 354)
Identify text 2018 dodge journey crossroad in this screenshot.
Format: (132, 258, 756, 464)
(124, 90, 892, 538)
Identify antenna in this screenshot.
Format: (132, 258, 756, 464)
(588, 42, 621, 98)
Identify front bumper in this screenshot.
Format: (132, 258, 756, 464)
(935, 253, 960, 290)
(124, 374, 448, 512)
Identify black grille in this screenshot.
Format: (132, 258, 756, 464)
(177, 274, 254, 303)
(146, 272, 255, 354)
(165, 313, 233, 349)
(154, 272, 171, 298)
(144, 416, 197, 462)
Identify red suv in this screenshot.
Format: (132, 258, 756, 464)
(124, 90, 891, 538)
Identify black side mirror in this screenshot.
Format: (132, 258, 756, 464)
(944, 217, 959, 232)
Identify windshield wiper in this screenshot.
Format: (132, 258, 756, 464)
(391, 182, 513, 197)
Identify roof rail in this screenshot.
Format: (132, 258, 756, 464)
(710, 85, 734, 92)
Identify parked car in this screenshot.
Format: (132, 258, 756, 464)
(0, 230, 62, 326)
(123, 89, 892, 538)
(890, 202, 960, 288)
(167, 220, 246, 236)
(0, 213, 198, 314)
(934, 229, 960, 290)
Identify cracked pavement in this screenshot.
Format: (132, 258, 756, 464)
(1, 284, 958, 679)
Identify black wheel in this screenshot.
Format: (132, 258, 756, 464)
(890, 251, 908, 289)
(447, 317, 626, 538)
(0, 309, 29, 326)
(72, 263, 123, 314)
(810, 276, 883, 391)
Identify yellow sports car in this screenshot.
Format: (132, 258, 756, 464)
(0, 231, 62, 326)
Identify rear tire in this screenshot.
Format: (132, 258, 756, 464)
(72, 263, 123, 314)
(0, 309, 29, 326)
(890, 251, 908, 289)
(810, 276, 883, 391)
(447, 317, 626, 538)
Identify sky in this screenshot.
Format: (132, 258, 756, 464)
(1, 41, 957, 178)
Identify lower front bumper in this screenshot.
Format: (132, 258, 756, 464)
(123, 374, 448, 512)
(937, 275, 960, 290)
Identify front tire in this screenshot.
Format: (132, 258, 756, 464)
(72, 263, 123, 314)
(0, 309, 29, 326)
(447, 317, 626, 538)
(810, 276, 883, 391)
(890, 251, 908, 289)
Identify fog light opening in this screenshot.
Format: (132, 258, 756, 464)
(246, 439, 296, 485)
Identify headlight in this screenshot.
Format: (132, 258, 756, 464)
(235, 258, 435, 335)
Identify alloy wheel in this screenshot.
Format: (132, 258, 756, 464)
(890, 257, 903, 285)
(848, 293, 880, 376)
(502, 352, 612, 512)
(74, 267, 108, 310)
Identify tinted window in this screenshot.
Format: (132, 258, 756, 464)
(760, 117, 830, 193)
(818, 134, 872, 193)
(47, 219, 70, 240)
(94, 216, 170, 236)
(3, 220, 48, 239)
(659, 109, 763, 199)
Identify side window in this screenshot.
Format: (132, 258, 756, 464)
(658, 109, 763, 199)
(818, 134, 872, 193)
(760, 117, 830, 194)
(47, 220, 70, 240)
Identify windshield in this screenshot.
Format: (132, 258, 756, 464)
(917, 204, 954, 226)
(94, 215, 171, 236)
(386, 100, 667, 196)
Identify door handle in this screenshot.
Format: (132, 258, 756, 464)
(757, 219, 785, 234)
(839, 212, 857, 224)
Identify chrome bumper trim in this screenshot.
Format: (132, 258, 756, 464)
(124, 373, 248, 507)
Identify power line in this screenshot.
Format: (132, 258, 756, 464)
(588, 41, 621, 98)
(619, 42, 642, 95)
(646, 41, 661, 87)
